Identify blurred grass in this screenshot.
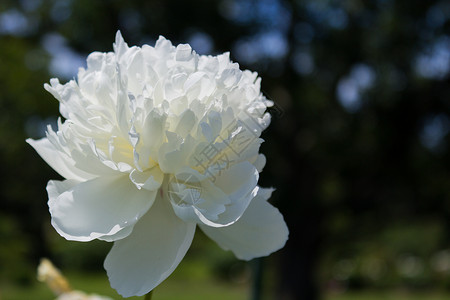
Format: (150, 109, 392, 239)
(325, 290, 450, 300)
(3, 279, 450, 300)
(2, 246, 450, 300)
(0, 257, 249, 300)
(3, 272, 450, 300)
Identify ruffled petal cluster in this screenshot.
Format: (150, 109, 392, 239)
(28, 31, 288, 297)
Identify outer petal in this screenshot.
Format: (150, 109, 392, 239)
(27, 138, 95, 181)
(104, 196, 196, 297)
(200, 188, 288, 261)
(48, 175, 156, 242)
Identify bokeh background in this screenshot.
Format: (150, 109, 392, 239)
(0, 0, 449, 299)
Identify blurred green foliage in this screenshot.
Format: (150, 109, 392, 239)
(1, 253, 250, 300)
(0, 0, 448, 299)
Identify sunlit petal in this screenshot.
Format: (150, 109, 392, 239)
(48, 176, 156, 241)
(104, 196, 196, 297)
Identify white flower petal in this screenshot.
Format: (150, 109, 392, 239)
(252, 153, 266, 172)
(158, 134, 195, 174)
(129, 167, 164, 191)
(200, 188, 288, 260)
(206, 161, 259, 227)
(48, 176, 156, 242)
(113, 30, 129, 60)
(204, 185, 258, 227)
(46, 179, 79, 199)
(104, 196, 196, 297)
(168, 169, 230, 224)
(27, 138, 95, 181)
(174, 109, 196, 137)
(213, 161, 259, 203)
(97, 225, 135, 242)
(168, 162, 259, 227)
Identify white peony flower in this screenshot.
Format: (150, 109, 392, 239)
(28, 31, 288, 297)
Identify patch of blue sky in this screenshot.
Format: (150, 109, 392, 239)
(292, 50, 314, 75)
(304, 1, 348, 30)
(0, 9, 30, 36)
(219, 0, 291, 32)
(41, 33, 86, 79)
(426, 1, 450, 29)
(188, 32, 214, 55)
(420, 114, 450, 152)
(50, 0, 72, 23)
(19, 0, 42, 12)
(233, 31, 288, 64)
(336, 64, 376, 113)
(415, 36, 450, 80)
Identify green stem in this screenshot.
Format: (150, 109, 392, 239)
(144, 290, 153, 300)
